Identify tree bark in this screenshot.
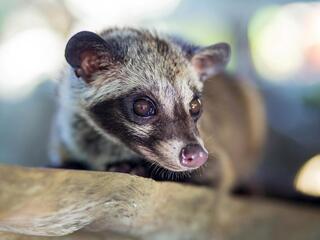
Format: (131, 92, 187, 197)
(0, 165, 319, 240)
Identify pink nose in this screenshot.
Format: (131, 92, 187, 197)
(180, 144, 208, 168)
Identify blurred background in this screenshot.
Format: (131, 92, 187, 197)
(0, 0, 320, 201)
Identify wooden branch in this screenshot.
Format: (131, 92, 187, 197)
(0, 165, 320, 240)
(0, 231, 137, 240)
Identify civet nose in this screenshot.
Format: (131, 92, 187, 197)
(180, 144, 208, 168)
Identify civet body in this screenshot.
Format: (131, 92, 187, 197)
(50, 28, 265, 188)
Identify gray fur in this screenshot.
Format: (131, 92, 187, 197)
(51, 27, 229, 172)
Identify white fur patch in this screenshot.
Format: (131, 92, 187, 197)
(153, 139, 188, 172)
(174, 66, 203, 115)
(123, 121, 154, 138)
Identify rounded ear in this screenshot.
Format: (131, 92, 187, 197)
(191, 43, 231, 81)
(65, 31, 110, 82)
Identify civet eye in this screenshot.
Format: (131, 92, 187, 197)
(133, 97, 156, 117)
(189, 97, 202, 117)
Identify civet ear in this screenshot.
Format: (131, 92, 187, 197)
(65, 31, 112, 83)
(191, 43, 231, 81)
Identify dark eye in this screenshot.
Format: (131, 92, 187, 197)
(189, 97, 202, 117)
(133, 97, 156, 117)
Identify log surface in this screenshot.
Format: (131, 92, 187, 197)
(0, 165, 319, 240)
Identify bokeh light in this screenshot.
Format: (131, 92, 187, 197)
(249, 5, 303, 81)
(295, 154, 320, 197)
(249, 3, 320, 82)
(0, 28, 64, 99)
(65, 0, 181, 30)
